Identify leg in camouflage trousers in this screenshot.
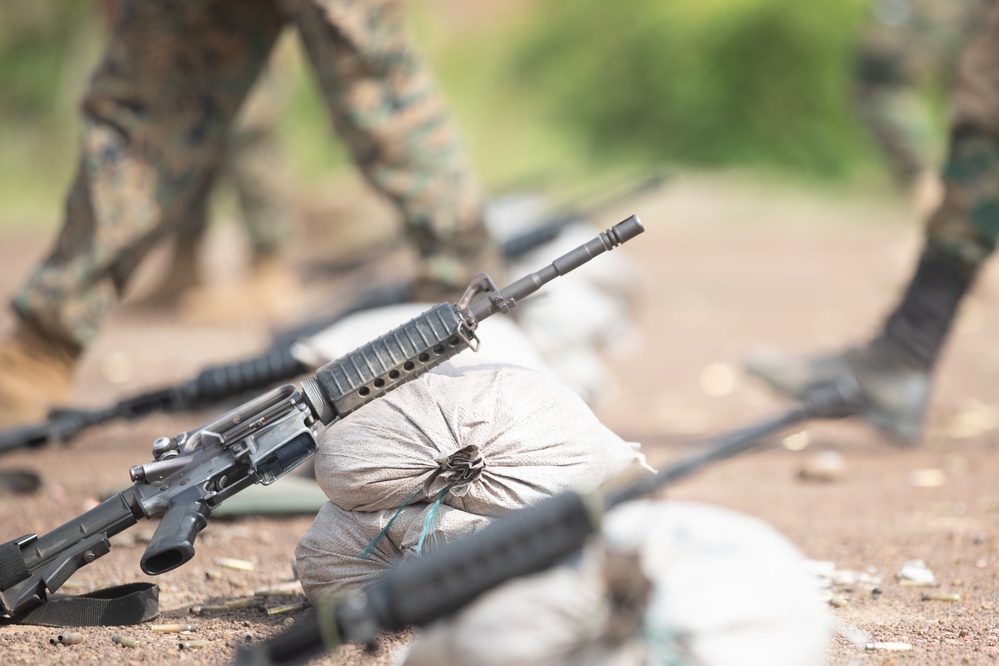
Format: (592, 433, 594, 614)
(138, 59, 296, 311)
(855, 0, 989, 212)
(746, 0, 999, 445)
(0, 0, 499, 427)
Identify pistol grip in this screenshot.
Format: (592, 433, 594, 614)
(140, 491, 210, 576)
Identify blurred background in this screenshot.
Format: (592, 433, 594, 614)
(0, 0, 953, 232)
(7, 8, 999, 663)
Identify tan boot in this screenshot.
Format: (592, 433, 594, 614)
(0, 324, 77, 428)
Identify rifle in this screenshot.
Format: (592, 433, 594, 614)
(0, 286, 404, 455)
(0, 216, 644, 625)
(239, 382, 859, 665)
(0, 177, 665, 455)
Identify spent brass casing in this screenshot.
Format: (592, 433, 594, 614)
(190, 597, 260, 614)
(150, 623, 198, 634)
(265, 601, 308, 616)
(254, 587, 301, 597)
(112, 635, 142, 648)
(214, 557, 255, 571)
(50, 633, 85, 645)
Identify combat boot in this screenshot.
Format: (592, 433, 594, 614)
(746, 341, 931, 443)
(746, 248, 973, 445)
(0, 322, 78, 428)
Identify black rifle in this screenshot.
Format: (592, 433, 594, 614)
(0, 177, 665, 456)
(0, 216, 644, 625)
(0, 285, 404, 456)
(239, 382, 859, 665)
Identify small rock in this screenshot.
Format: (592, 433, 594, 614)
(699, 363, 737, 397)
(782, 430, 810, 452)
(910, 468, 946, 488)
(798, 450, 845, 483)
(896, 560, 936, 587)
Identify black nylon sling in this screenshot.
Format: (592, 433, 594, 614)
(3, 582, 159, 627)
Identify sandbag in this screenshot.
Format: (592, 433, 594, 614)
(296, 500, 493, 602)
(402, 500, 834, 666)
(313, 363, 651, 515)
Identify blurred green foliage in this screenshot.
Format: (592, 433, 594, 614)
(511, 0, 876, 177)
(410, 2, 593, 193)
(0, 1, 103, 222)
(0, 2, 104, 123)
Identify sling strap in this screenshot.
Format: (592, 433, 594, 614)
(4, 582, 159, 627)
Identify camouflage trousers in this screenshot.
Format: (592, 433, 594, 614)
(856, 0, 989, 185)
(13, 0, 492, 356)
(176, 60, 293, 262)
(924, 0, 999, 275)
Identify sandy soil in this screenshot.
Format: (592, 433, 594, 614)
(2, 171, 999, 664)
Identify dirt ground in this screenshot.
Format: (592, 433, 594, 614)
(2, 170, 999, 665)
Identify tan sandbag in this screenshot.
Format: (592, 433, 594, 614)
(313, 363, 651, 515)
(296, 500, 493, 603)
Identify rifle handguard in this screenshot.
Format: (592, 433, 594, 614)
(301, 303, 473, 425)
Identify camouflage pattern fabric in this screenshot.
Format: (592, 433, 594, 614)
(925, 0, 999, 275)
(12, 0, 494, 355)
(174, 60, 293, 261)
(96, 0, 292, 263)
(855, 0, 988, 185)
